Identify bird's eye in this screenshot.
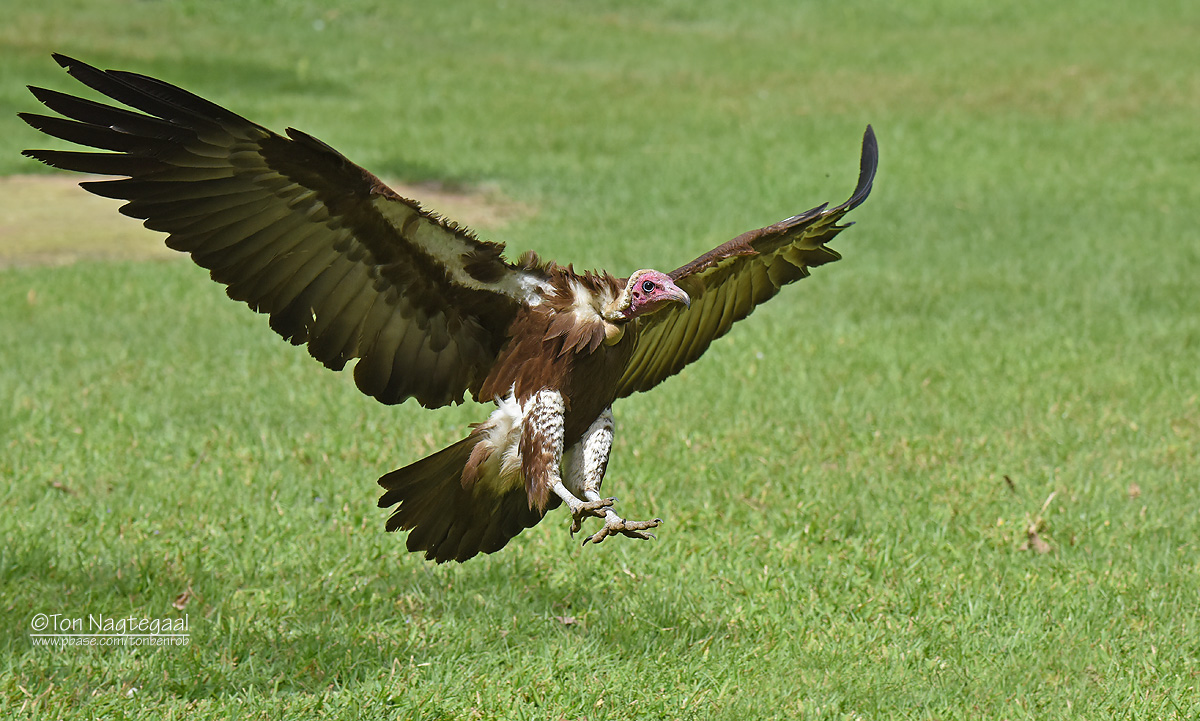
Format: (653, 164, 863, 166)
(641, 280, 656, 293)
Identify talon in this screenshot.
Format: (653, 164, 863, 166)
(568, 497, 616, 535)
(581, 516, 662, 546)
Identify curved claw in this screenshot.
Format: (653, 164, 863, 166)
(582, 517, 663, 546)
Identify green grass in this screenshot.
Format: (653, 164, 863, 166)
(3, 0, 1199, 718)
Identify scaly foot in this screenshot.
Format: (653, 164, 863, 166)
(568, 496, 616, 535)
(582, 513, 662, 546)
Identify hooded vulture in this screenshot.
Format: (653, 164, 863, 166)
(21, 54, 878, 563)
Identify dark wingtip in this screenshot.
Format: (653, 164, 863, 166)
(51, 53, 86, 72)
(844, 124, 878, 211)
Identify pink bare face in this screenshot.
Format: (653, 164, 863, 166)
(626, 270, 691, 318)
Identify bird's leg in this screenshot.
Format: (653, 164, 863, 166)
(564, 409, 662, 545)
(561, 410, 618, 534)
(523, 389, 610, 531)
(521, 389, 586, 518)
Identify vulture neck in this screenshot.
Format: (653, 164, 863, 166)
(543, 268, 630, 354)
(599, 298, 630, 343)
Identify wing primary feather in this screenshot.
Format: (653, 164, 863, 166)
(23, 149, 167, 177)
(81, 175, 250, 202)
(24, 86, 196, 141)
(844, 125, 878, 211)
(51, 54, 252, 132)
(18, 112, 171, 155)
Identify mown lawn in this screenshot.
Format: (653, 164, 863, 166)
(2, 1, 1198, 718)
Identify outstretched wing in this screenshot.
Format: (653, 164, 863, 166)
(21, 54, 551, 408)
(615, 126, 878, 398)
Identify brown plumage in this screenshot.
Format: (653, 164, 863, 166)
(21, 54, 878, 563)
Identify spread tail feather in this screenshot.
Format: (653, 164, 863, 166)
(378, 436, 546, 563)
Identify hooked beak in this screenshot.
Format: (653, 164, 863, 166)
(665, 282, 691, 309)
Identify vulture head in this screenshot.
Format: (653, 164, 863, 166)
(607, 269, 691, 322)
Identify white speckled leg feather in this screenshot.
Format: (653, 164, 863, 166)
(564, 409, 614, 498)
(560, 407, 662, 545)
